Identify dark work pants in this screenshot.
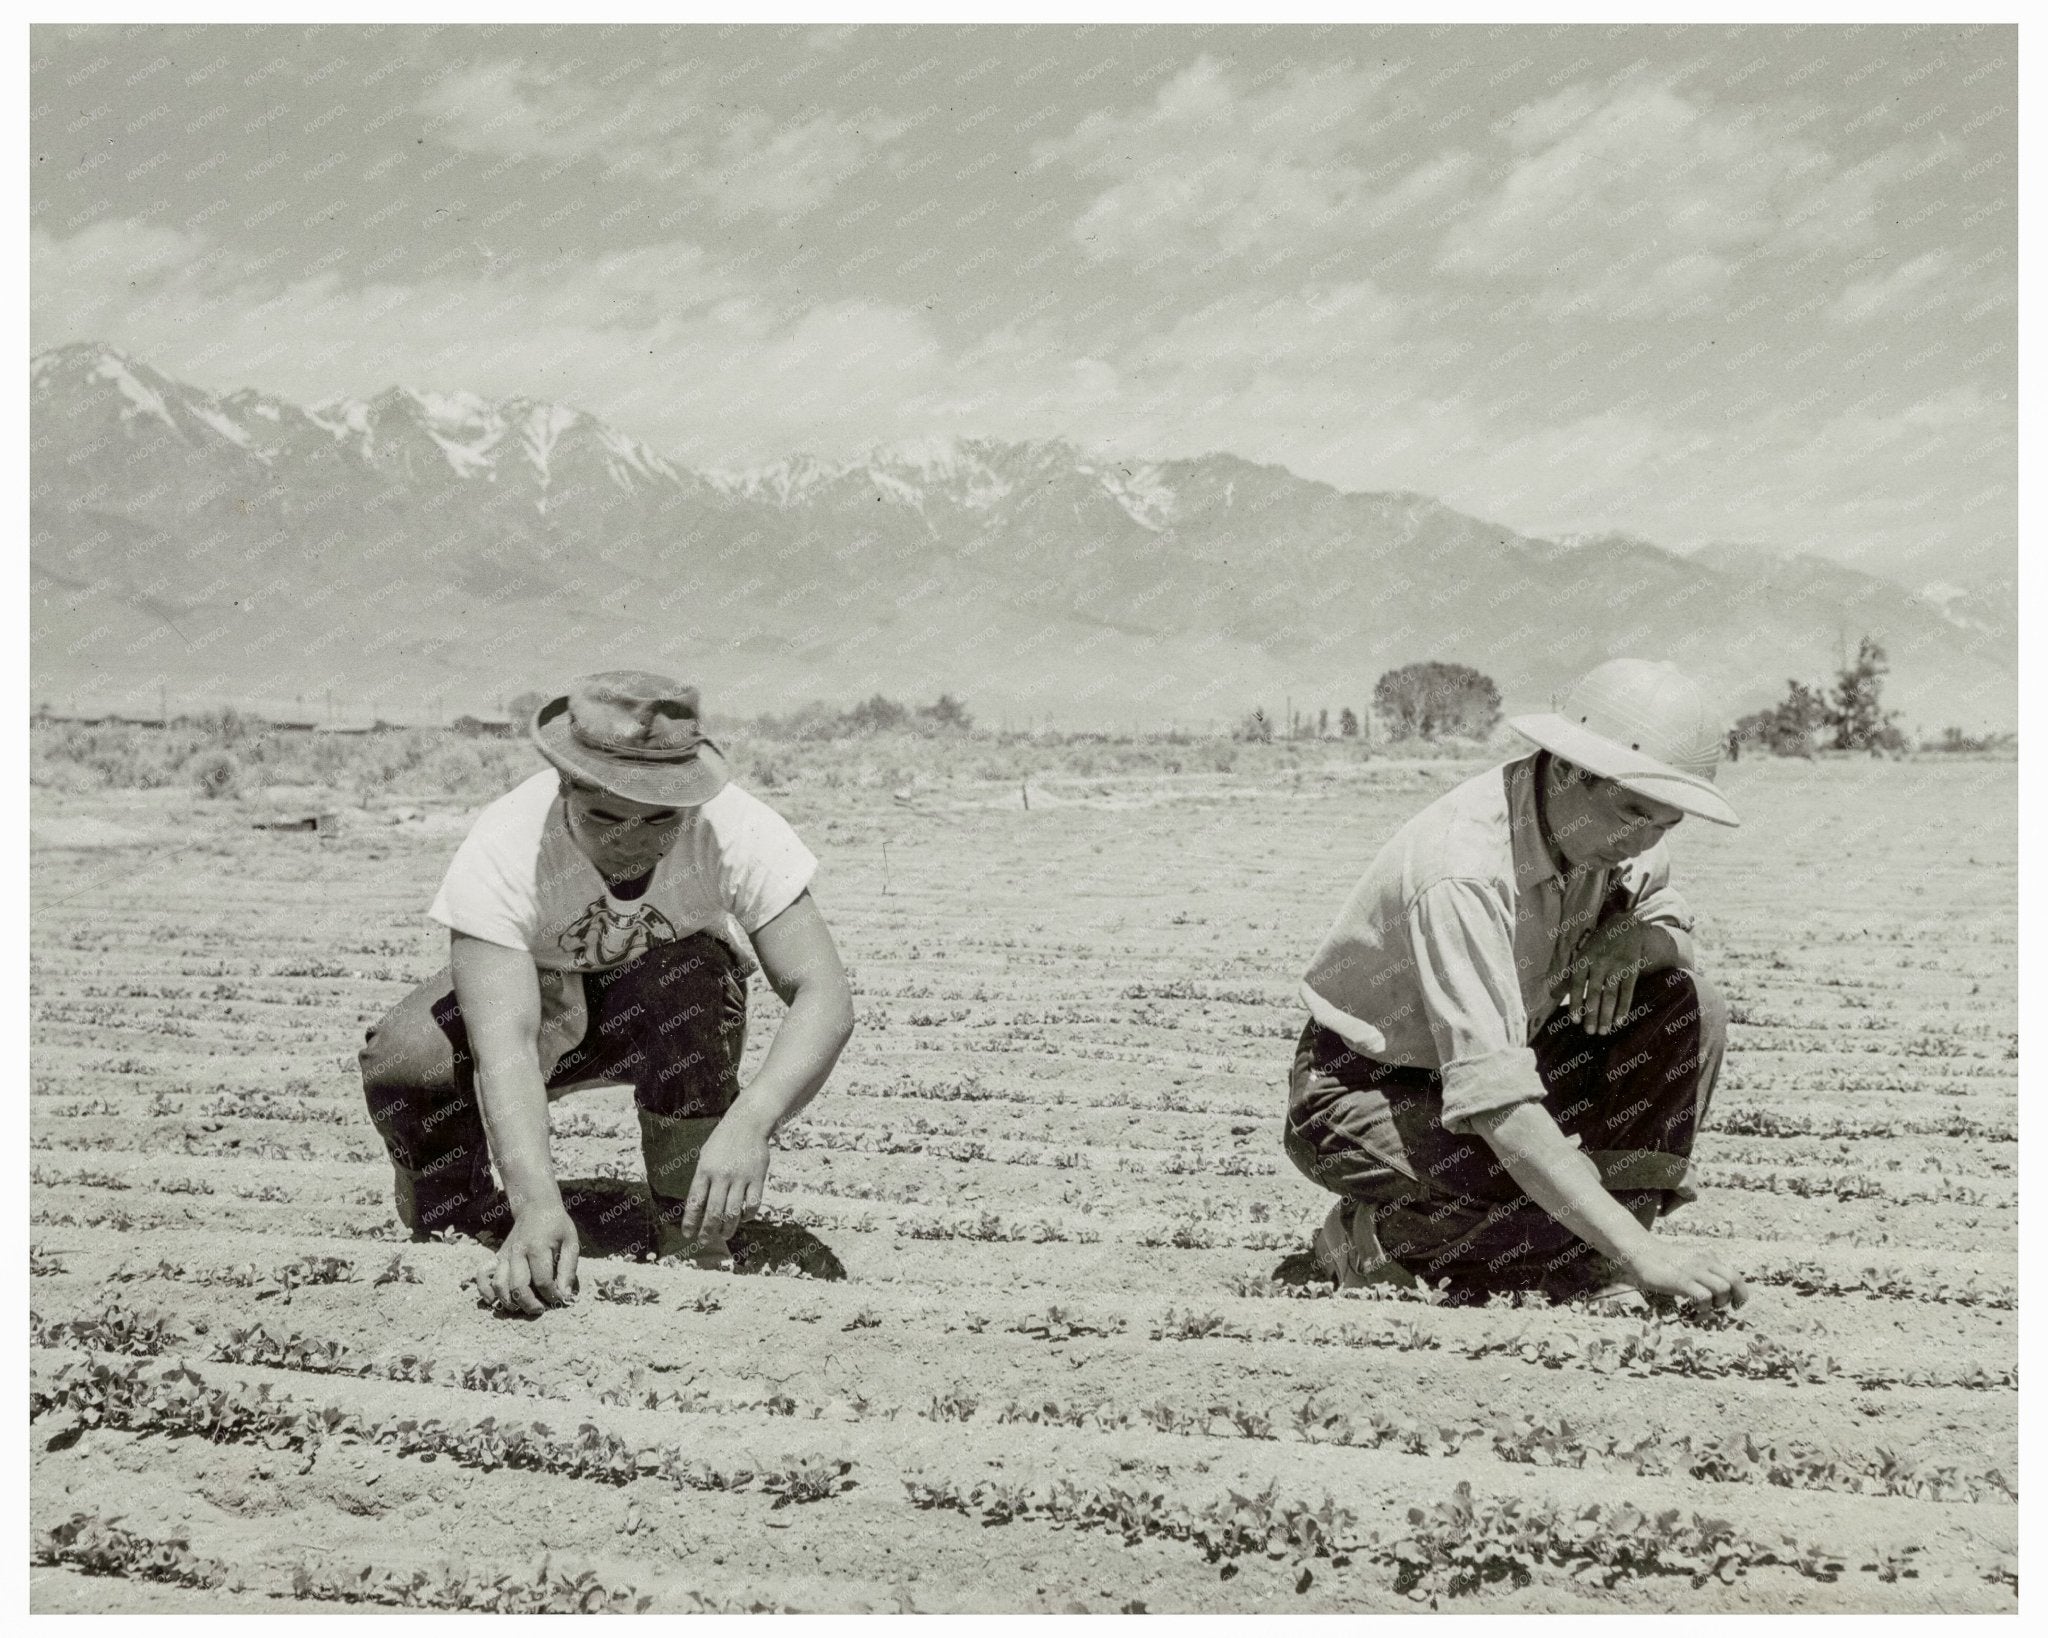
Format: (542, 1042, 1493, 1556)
(1282, 968, 1726, 1299)
(359, 931, 748, 1235)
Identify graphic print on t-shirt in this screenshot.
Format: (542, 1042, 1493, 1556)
(431, 771, 819, 986)
(557, 897, 679, 968)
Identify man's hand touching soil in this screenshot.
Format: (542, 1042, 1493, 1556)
(1623, 1243, 1749, 1311)
(473, 1200, 579, 1314)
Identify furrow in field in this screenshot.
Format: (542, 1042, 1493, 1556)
(29, 761, 2017, 1614)
(32, 1286, 2014, 1519)
(26, 1151, 2020, 1265)
(31, 1229, 2016, 1422)
(28, 1347, 2012, 1614)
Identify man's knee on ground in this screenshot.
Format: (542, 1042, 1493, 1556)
(358, 1025, 391, 1090)
(359, 1010, 464, 1103)
(359, 1024, 428, 1102)
(1281, 1114, 1335, 1193)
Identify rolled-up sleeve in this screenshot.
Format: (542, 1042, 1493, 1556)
(1407, 879, 1548, 1135)
(1617, 842, 1696, 936)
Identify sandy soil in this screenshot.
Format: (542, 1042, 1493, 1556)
(28, 754, 2017, 1611)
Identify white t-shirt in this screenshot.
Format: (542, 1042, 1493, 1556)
(429, 770, 818, 1069)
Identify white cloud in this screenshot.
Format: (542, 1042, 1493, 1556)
(1034, 57, 1402, 271)
(1364, 151, 1482, 229)
(29, 219, 217, 342)
(1133, 279, 1409, 376)
(1826, 250, 1955, 326)
(1785, 383, 2003, 463)
(1777, 140, 1922, 251)
(1540, 250, 1739, 323)
(421, 61, 610, 161)
(31, 217, 1089, 466)
(418, 58, 884, 219)
(699, 111, 877, 218)
(1437, 85, 1927, 308)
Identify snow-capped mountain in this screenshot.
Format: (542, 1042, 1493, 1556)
(707, 434, 1176, 534)
(1915, 578, 2014, 638)
(30, 342, 697, 513)
(304, 385, 689, 505)
(28, 343, 2016, 732)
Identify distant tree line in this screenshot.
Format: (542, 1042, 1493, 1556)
(510, 688, 977, 741)
(1238, 661, 1503, 744)
(1925, 725, 2014, 754)
(749, 693, 975, 740)
(50, 645, 2002, 760)
(1230, 641, 2007, 759)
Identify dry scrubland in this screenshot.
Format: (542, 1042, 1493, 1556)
(29, 741, 2016, 1613)
(27, 717, 1495, 806)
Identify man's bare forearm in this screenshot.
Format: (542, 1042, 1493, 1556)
(475, 1058, 559, 1211)
(1471, 1102, 1658, 1269)
(722, 984, 853, 1138)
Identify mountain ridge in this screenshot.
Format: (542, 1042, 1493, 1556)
(28, 341, 2015, 732)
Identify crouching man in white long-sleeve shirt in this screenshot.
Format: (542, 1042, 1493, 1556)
(1283, 659, 1748, 1311)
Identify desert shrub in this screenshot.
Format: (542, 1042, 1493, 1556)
(1921, 727, 2015, 755)
(33, 713, 1441, 800)
(191, 706, 254, 746)
(754, 700, 848, 742)
(1734, 637, 1915, 758)
(1734, 681, 1825, 757)
(1825, 637, 1909, 753)
(842, 694, 912, 734)
(464, 738, 548, 793)
(186, 747, 241, 799)
(917, 694, 973, 731)
(308, 734, 368, 786)
(33, 724, 187, 790)
(414, 738, 492, 796)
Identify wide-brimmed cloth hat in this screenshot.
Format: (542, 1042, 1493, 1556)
(1508, 658, 1739, 827)
(529, 670, 730, 807)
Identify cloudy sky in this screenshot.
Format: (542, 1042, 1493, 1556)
(31, 23, 2015, 590)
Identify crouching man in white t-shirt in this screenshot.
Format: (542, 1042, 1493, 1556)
(358, 671, 854, 1314)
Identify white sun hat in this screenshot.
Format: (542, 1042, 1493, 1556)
(1508, 658, 1740, 827)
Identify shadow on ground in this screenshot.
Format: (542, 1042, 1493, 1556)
(445, 1176, 845, 1280)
